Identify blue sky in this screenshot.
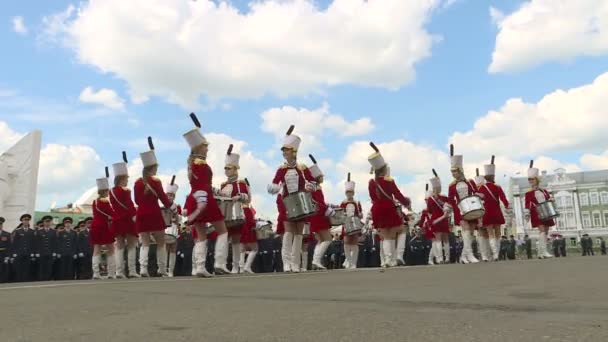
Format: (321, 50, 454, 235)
(1, 0, 607, 218)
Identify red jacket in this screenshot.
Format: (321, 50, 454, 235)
(340, 200, 363, 218)
(368, 176, 410, 207)
(92, 197, 114, 231)
(271, 163, 315, 197)
(525, 188, 555, 228)
(448, 179, 479, 224)
(189, 158, 214, 193)
(479, 182, 509, 226)
(134, 176, 173, 233)
(426, 194, 450, 233)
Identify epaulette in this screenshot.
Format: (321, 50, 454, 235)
(193, 158, 206, 165)
(121, 186, 130, 191)
(450, 180, 457, 186)
(238, 179, 247, 184)
(383, 176, 394, 182)
(99, 197, 110, 202)
(297, 163, 308, 171)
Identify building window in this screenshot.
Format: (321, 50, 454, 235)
(590, 192, 599, 205)
(580, 193, 589, 206)
(601, 192, 608, 205)
(604, 213, 608, 227)
(582, 212, 591, 227)
(593, 212, 601, 227)
(564, 196, 573, 207)
(566, 212, 575, 228)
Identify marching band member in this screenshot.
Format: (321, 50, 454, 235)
(428, 170, 452, 264)
(472, 168, 491, 262)
(390, 166, 408, 266)
(91, 167, 116, 279)
(524, 161, 555, 259)
(110, 152, 139, 278)
(164, 177, 181, 277)
(447, 145, 480, 264)
(417, 187, 436, 265)
(267, 125, 316, 273)
(308, 155, 335, 271)
(367, 142, 411, 268)
(340, 173, 363, 269)
(479, 157, 510, 261)
(134, 137, 177, 277)
(183, 113, 230, 276)
(218, 145, 251, 274)
(240, 179, 259, 274)
(275, 194, 287, 271)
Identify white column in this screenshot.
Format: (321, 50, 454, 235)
(572, 190, 583, 231)
(513, 195, 525, 236)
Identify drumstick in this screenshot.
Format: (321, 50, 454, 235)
(432, 168, 438, 177)
(286, 125, 295, 135)
(347, 173, 351, 182)
(476, 168, 479, 177)
(105, 166, 109, 178)
(491, 155, 495, 165)
(369, 142, 379, 152)
(309, 154, 317, 164)
(450, 144, 454, 156)
(245, 178, 250, 186)
(170, 175, 176, 185)
(189, 112, 201, 128)
(227, 144, 233, 155)
(529, 160, 534, 168)
(122, 151, 128, 163)
(147, 136, 155, 150)
(425, 183, 428, 191)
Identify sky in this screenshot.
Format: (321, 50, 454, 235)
(1, 0, 608, 220)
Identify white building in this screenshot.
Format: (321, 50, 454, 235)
(509, 168, 608, 243)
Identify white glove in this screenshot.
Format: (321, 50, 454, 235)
(79, 253, 84, 258)
(3, 257, 8, 264)
(12, 254, 17, 258)
(57, 254, 62, 258)
(213, 187, 220, 196)
(267, 183, 280, 195)
(35, 253, 40, 258)
(73, 254, 78, 260)
(305, 182, 316, 192)
(324, 207, 336, 217)
(52, 253, 56, 257)
(170, 202, 178, 214)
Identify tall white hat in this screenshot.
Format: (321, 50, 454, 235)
(112, 151, 129, 177)
(368, 142, 387, 171)
(183, 113, 209, 149)
(96, 167, 110, 191)
(225, 144, 240, 168)
(484, 155, 496, 176)
(528, 160, 539, 178)
(429, 169, 441, 191)
(165, 175, 178, 194)
(140, 137, 158, 167)
(450, 144, 463, 169)
(474, 168, 486, 186)
(345, 172, 355, 192)
(282, 125, 301, 151)
(308, 154, 323, 179)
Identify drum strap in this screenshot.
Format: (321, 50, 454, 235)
(374, 181, 393, 201)
(93, 200, 112, 221)
(145, 183, 159, 198)
(430, 196, 445, 214)
(110, 189, 129, 211)
(482, 184, 499, 204)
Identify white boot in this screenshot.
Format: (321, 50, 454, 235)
(106, 253, 116, 279)
(312, 241, 330, 270)
(350, 245, 359, 269)
(243, 249, 257, 274)
(156, 245, 168, 277)
(396, 232, 406, 265)
(231, 242, 241, 274)
(239, 250, 246, 271)
(92, 255, 101, 280)
(489, 238, 499, 261)
(382, 240, 394, 267)
(291, 235, 303, 273)
(191, 245, 197, 276)
(462, 231, 479, 264)
(115, 248, 125, 278)
(214, 233, 231, 275)
(127, 245, 140, 278)
(484, 238, 492, 262)
(139, 245, 150, 277)
(540, 232, 553, 258)
(282, 232, 294, 273)
(478, 238, 489, 262)
(194, 241, 213, 277)
(300, 251, 308, 272)
(442, 240, 450, 264)
(428, 241, 436, 265)
(380, 242, 386, 267)
(342, 244, 352, 269)
(168, 252, 176, 277)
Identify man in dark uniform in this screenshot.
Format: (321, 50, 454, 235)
(77, 218, 93, 279)
(57, 217, 78, 280)
(559, 236, 567, 257)
(552, 236, 560, 257)
(508, 235, 516, 260)
(524, 235, 532, 259)
(599, 237, 607, 255)
(408, 228, 425, 266)
(499, 236, 508, 260)
(11, 214, 36, 282)
(0, 217, 12, 283)
(35, 215, 58, 281)
(455, 235, 463, 262)
(271, 234, 282, 272)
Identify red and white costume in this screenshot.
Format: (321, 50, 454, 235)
(525, 165, 555, 259)
(479, 161, 510, 261)
(90, 176, 116, 279)
(110, 159, 138, 278)
(165, 182, 182, 277)
(340, 178, 363, 269)
(427, 176, 452, 264)
(307, 161, 334, 270)
(418, 209, 434, 240)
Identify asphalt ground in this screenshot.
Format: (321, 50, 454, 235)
(1, 256, 607, 342)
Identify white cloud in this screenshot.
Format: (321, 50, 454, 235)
(0, 121, 25, 153)
(42, 0, 440, 107)
(580, 150, 608, 170)
(12, 16, 28, 35)
(489, 0, 608, 73)
(79, 86, 125, 110)
(450, 72, 608, 161)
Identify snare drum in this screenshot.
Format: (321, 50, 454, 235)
(215, 196, 246, 227)
(283, 192, 317, 221)
(329, 208, 346, 226)
(161, 208, 173, 227)
(536, 201, 559, 221)
(164, 224, 178, 244)
(458, 195, 485, 221)
(255, 220, 273, 240)
(344, 216, 364, 236)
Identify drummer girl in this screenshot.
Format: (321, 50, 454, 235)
(416, 189, 436, 265)
(134, 137, 177, 277)
(218, 145, 253, 274)
(239, 180, 259, 274)
(447, 144, 480, 264)
(427, 171, 452, 264)
(307, 155, 335, 271)
(524, 160, 555, 259)
(478, 157, 510, 261)
(367, 142, 411, 268)
(340, 173, 363, 269)
(110, 152, 139, 278)
(91, 169, 116, 279)
(164, 178, 182, 277)
(267, 125, 317, 273)
(182, 113, 230, 277)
